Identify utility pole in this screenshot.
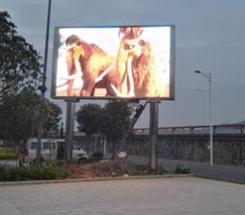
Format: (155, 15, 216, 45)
(195, 70, 213, 166)
(36, 0, 52, 161)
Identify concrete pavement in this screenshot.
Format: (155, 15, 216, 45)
(0, 177, 245, 215)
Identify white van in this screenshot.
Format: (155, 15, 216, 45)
(25, 138, 88, 163)
(26, 138, 58, 163)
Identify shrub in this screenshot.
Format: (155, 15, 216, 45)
(0, 149, 17, 160)
(96, 159, 136, 176)
(65, 160, 167, 178)
(44, 160, 65, 168)
(90, 151, 104, 161)
(0, 163, 70, 182)
(174, 165, 191, 174)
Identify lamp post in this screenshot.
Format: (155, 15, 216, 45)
(36, 0, 52, 162)
(195, 70, 213, 166)
(195, 89, 206, 125)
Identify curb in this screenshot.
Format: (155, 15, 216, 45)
(0, 174, 193, 186)
(194, 175, 245, 185)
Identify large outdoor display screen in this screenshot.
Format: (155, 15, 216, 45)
(51, 25, 175, 100)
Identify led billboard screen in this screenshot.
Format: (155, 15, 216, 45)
(52, 25, 175, 100)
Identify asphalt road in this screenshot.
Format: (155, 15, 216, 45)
(1, 177, 245, 215)
(128, 155, 245, 183)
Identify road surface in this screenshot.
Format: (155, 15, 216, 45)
(128, 155, 245, 183)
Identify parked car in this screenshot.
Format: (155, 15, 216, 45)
(56, 139, 88, 162)
(72, 145, 89, 163)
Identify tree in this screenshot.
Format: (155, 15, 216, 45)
(42, 101, 62, 137)
(76, 104, 102, 154)
(0, 91, 62, 162)
(0, 11, 42, 100)
(76, 104, 102, 135)
(101, 100, 132, 155)
(76, 101, 133, 155)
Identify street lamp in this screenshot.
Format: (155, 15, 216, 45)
(36, 0, 52, 162)
(195, 70, 213, 166)
(195, 88, 206, 125)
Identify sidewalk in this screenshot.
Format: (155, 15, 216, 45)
(1, 177, 245, 215)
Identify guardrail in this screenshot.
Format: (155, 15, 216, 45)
(133, 124, 245, 135)
(44, 124, 245, 138)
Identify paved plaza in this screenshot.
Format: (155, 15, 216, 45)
(0, 177, 245, 215)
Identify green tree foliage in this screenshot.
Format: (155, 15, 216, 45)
(101, 100, 132, 141)
(76, 104, 102, 136)
(76, 104, 103, 154)
(76, 101, 132, 139)
(76, 101, 132, 154)
(0, 91, 61, 144)
(0, 11, 42, 99)
(42, 101, 62, 136)
(101, 100, 132, 153)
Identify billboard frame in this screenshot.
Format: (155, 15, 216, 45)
(51, 24, 175, 101)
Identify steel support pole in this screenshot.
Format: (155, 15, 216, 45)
(36, 0, 52, 162)
(149, 101, 159, 172)
(209, 73, 213, 166)
(195, 70, 213, 166)
(64, 102, 75, 164)
(36, 122, 42, 161)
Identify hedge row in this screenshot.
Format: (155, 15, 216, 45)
(0, 163, 70, 181)
(0, 149, 17, 160)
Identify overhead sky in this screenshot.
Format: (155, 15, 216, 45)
(1, 0, 245, 128)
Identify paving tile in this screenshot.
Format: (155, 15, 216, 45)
(0, 177, 245, 215)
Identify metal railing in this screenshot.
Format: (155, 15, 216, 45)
(133, 124, 245, 135)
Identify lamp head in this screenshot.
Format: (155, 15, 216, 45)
(195, 70, 201, 74)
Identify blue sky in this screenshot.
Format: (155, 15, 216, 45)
(1, 0, 245, 128)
